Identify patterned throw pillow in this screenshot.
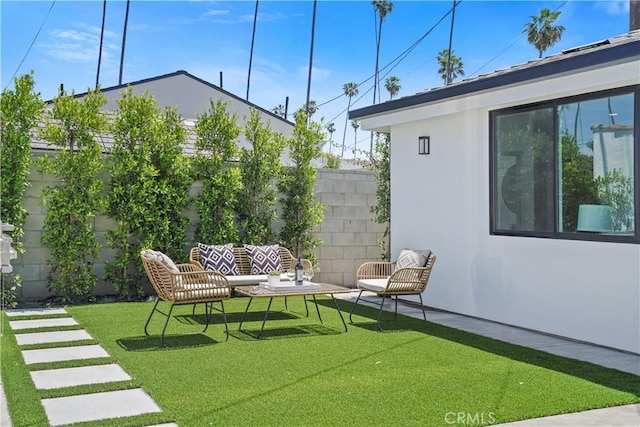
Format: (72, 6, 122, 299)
(198, 243, 240, 276)
(395, 249, 431, 270)
(244, 244, 282, 275)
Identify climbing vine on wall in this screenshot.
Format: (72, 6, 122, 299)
(278, 111, 324, 260)
(0, 72, 43, 306)
(105, 88, 191, 300)
(193, 100, 242, 245)
(39, 89, 107, 302)
(237, 109, 285, 244)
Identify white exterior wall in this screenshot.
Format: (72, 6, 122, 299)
(361, 61, 640, 353)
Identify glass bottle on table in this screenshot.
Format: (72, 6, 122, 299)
(295, 257, 303, 285)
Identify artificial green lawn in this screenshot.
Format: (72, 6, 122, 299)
(2, 296, 639, 426)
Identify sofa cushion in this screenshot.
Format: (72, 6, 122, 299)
(198, 243, 240, 276)
(224, 274, 268, 286)
(244, 244, 282, 275)
(357, 278, 389, 293)
(395, 249, 431, 270)
(174, 283, 231, 301)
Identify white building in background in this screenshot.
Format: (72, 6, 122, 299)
(350, 31, 639, 354)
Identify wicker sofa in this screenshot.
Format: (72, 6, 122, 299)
(190, 245, 312, 287)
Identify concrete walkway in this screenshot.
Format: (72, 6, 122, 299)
(2, 296, 639, 426)
(2, 307, 177, 427)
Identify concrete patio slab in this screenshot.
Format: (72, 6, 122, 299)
(4, 307, 67, 317)
(496, 403, 640, 426)
(41, 388, 162, 426)
(30, 364, 131, 390)
(9, 317, 78, 330)
(21, 344, 109, 365)
(15, 329, 92, 346)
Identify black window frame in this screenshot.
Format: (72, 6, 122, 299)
(490, 85, 640, 244)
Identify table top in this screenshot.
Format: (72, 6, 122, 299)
(235, 282, 352, 298)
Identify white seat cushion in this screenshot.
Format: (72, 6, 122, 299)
(224, 275, 268, 286)
(357, 278, 389, 293)
(174, 284, 230, 300)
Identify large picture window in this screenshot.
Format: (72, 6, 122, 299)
(491, 87, 638, 242)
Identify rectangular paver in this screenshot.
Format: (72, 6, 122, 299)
(9, 317, 78, 330)
(21, 345, 109, 365)
(30, 364, 131, 390)
(15, 330, 92, 346)
(5, 308, 67, 317)
(41, 388, 162, 426)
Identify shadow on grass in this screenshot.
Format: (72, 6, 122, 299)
(230, 324, 343, 341)
(326, 298, 640, 396)
(116, 334, 220, 351)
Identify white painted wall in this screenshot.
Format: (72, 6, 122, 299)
(361, 61, 640, 354)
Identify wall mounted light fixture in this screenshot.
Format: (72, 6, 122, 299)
(418, 136, 430, 155)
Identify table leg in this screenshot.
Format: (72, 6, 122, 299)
(257, 297, 274, 339)
(238, 297, 254, 333)
(312, 295, 324, 325)
(330, 294, 348, 332)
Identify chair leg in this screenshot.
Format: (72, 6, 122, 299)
(144, 298, 161, 337)
(349, 290, 364, 324)
(418, 294, 428, 328)
(393, 295, 398, 321)
(201, 302, 212, 334)
(159, 304, 175, 347)
(220, 300, 229, 342)
(376, 295, 387, 332)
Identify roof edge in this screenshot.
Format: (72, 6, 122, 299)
(350, 36, 640, 120)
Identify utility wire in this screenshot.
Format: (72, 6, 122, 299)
(317, 1, 459, 114)
(6, 1, 56, 87)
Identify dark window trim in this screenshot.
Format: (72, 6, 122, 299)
(490, 85, 640, 244)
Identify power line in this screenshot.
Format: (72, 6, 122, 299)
(317, 1, 459, 114)
(6, 1, 56, 87)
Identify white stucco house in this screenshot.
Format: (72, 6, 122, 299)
(350, 31, 639, 354)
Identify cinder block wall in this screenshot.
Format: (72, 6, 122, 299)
(11, 166, 386, 301)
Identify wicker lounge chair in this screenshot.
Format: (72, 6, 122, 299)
(141, 249, 231, 346)
(349, 251, 436, 331)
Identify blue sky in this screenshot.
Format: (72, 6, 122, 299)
(0, 0, 632, 154)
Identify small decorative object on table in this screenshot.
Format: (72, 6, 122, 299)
(267, 270, 281, 287)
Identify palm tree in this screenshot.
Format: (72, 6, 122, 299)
(351, 120, 360, 156)
(326, 122, 336, 153)
(341, 82, 359, 158)
(118, 0, 131, 85)
(96, 0, 107, 88)
(271, 105, 285, 118)
(523, 8, 565, 58)
(437, 49, 464, 85)
(384, 76, 401, 100)
(372, 1, 394, 104)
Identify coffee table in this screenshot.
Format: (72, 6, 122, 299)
(234, 283, 352, 338)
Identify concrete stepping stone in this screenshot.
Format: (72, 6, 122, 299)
(15, 329, 92, 346)
(22, 344, 109, 365)
(42, 388, 162, 426)
(5, 307, 67, 317)
(9, 317, 78, 330)
(30, 364, 131, 390)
